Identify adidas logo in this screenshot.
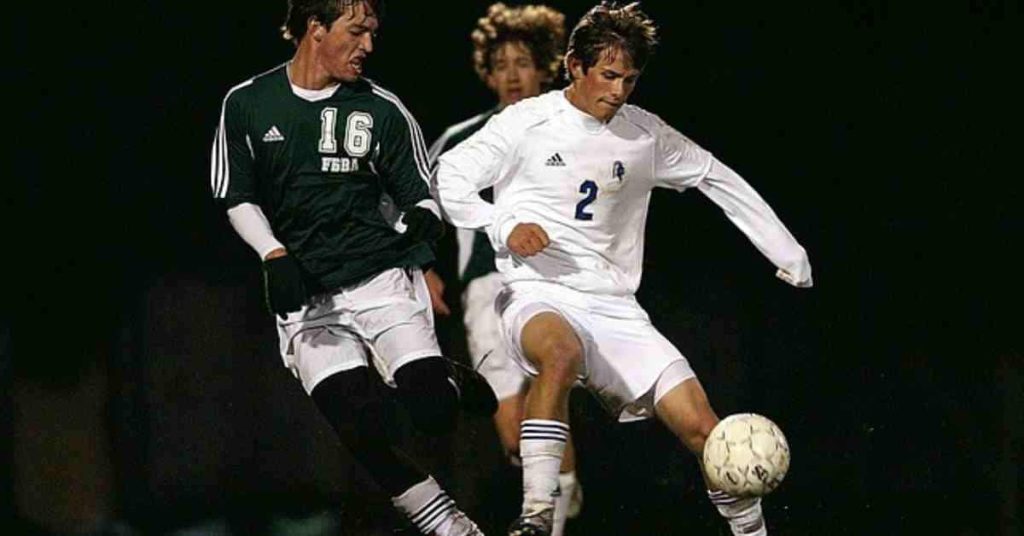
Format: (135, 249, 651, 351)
(545, 153, 566, 166)
(262, 126, 285, 142)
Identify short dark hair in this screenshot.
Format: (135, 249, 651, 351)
(565, 1, 658, 80)
(280, 0, 384, 44)
(471, 3, 567, 84)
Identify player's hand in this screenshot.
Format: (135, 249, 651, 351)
(775, 268, 813, 288)
(424, 268, 451, 317)
(507, 222, 550, 257)
(401, 206, 445, 244)
(262, 253, 306, 320)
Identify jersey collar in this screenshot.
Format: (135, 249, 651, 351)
(284, 62, 341, 102)
(557, 89, 611, 134)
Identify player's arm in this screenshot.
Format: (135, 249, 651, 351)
(376, 103, 443, 244)
(697, 159, 812, 287)
(651, 118, 812, 287)
(210, 89, 305, 316)
(435, 111, 527, 253)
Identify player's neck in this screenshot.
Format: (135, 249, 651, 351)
(564, 86, 613, 123)
(288, 46, 335, 91)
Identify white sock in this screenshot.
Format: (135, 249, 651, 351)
(708, 489, 767, 536)
(551, 471, 579, 536)
(520, 419, 569, 519)
(392, 476, 456, 535)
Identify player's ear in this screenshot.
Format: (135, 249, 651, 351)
(308, 16, 326, 41)
(566, 53, 583, 81)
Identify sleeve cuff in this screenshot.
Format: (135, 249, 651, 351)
(226, 203, 286, 260)
(414, 199, 441, 220)
(489, 213, 521, 251)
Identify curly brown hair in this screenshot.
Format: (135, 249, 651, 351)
(565, 1, 658, 80)
(471, 3, 566, 85)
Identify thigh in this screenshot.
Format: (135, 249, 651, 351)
(654, 376, 719, 453)
(582, 315, 696, 422)
(287, 326, 369, 394)
(348, 268, 442, 383)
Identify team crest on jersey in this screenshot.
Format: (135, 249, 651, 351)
(600, 160, 626, 192)
(612, 161, 625, 181)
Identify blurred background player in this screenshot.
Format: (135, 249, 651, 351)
(426, 4, 581, 535)
(209, 1, 496, 534)
(436, 2, 813, 535)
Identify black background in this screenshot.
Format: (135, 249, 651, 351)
(6, 1, 1021, 535)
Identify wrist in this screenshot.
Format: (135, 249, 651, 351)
(491, 214, 521, 250)
(263, 247, 288, 261)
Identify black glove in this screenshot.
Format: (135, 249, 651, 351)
(401, 206, 445, 244)
(262, 255, 306, 320)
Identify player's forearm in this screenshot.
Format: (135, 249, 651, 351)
(226, 202, 286, 260)
(435, 160, 497, 231)
(699, 159, 812, 286)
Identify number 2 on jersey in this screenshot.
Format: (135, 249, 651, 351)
(575, 180, 598, 221)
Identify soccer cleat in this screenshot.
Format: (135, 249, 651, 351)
(444, 356, 498, 416)
(507, 514, 552, 536)
(438, 510, 485, 536)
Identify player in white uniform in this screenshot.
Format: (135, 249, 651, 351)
(435, 3, 812, 535)
(426, 5, 582, 535)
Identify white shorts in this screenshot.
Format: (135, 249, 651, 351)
(276, 267, 440, 393)
(497, 281, 695, 422)
(462, 272, 528, 401)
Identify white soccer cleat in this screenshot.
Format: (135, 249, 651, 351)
(508, 512, 552, 536)
(437, 510, 485, 536)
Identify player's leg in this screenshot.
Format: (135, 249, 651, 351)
(509, 310, 583, 535)
(493, 391, 526, 462)
(570, 306, 766, 536)
(551, 434, 580, 536)
(464, 274, 581, 533)
(356, 268, 496, 436)
(655, 375, 767, 536)
(310, 367, 482, 536)
(310, 366, 426, 496)
(464, 273, 529, 463)
(491, 388, 579, 536)
(283, 305, 483, 535)
(392, 356, 461, 435)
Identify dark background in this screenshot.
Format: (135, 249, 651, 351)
(5, 1, 1020, 535)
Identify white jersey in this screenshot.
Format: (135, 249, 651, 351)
(436, 89, 812, 296)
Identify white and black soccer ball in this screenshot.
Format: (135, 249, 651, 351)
(703, 413, 790, 497)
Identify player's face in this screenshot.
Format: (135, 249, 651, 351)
(567, 47, 641, 122)
(487, 41, 547, 107)
(316, 1, 379, 82)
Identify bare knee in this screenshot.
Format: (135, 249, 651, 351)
(679, 417, 718, 454)
(655, 378, 719, 455)
(534, 337, 582, 389)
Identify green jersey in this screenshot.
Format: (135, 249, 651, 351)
(211, 64, 434, 291)
(427, 108, 499, 285)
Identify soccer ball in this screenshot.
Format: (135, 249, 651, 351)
(702, 413, 790, 497)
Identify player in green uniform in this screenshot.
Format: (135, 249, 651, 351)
(210, 2, 493, 534)
(426, 4, 582, 535)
